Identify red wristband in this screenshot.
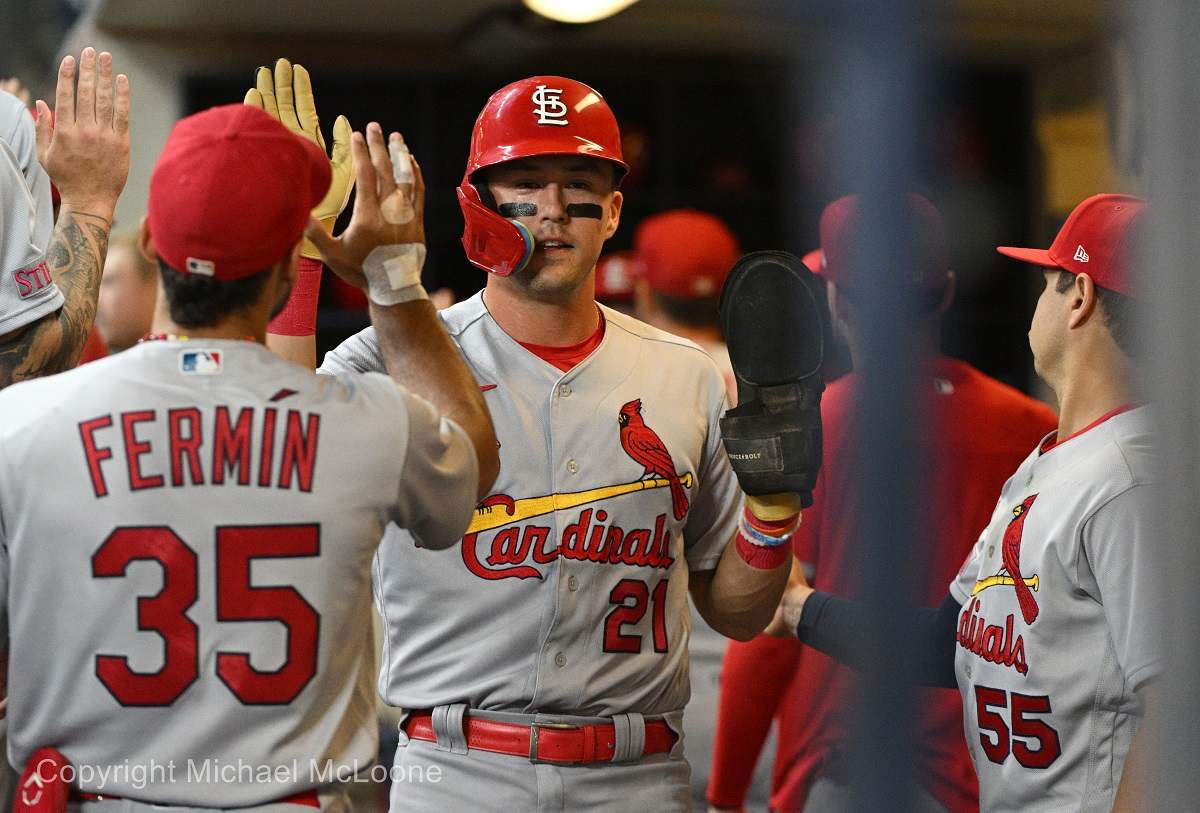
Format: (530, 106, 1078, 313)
(744, 506, 800, 535)
(268, 257, 323, 336)
(735, 532, 792, 570)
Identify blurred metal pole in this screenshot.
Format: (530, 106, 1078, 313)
(792, 0, 925, 810)
(1135, 1, 1200, 809)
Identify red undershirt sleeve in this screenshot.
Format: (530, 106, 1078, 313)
(268, 257, 324, 336)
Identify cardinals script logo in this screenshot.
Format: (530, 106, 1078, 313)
(460, 397, 692, 580)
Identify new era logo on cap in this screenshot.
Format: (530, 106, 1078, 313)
(186, 257, 216, 277)
(996, 193, 1147, 299)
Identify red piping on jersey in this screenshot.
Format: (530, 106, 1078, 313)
(1039, 403, 1138, 455)
(517, 314, 606, 373)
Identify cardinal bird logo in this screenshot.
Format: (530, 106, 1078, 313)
(1002, 494, 1041, 625)
(618, 398, 690, 521)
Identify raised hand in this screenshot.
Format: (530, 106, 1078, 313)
(34, 48, 130, 224)
(245, 58, 353, 260)
(305, 122, 425, 296)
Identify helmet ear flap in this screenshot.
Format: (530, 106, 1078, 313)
(457, 183, 535, 277)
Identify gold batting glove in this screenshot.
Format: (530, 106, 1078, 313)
(244, 58, 354, 260)
(746, 492, 803, 522)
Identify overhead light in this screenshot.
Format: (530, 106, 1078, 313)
(522, 0, 641, 24)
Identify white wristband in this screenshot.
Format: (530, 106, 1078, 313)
(363, 243, 427, 306)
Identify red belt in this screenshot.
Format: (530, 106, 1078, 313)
(403, 712, 676, 765)
(74, 790, 319, 808)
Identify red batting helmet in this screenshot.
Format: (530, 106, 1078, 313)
(457, 76, 628, 277)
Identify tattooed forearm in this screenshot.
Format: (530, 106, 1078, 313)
(0, 210, 110, 388)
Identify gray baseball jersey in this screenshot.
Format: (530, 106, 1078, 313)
(0, 91, 63, 336)
(0, 339, 477, 806)
(950, 405, 1162, 812)
(321, 294, 742, 721)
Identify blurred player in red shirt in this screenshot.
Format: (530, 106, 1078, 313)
(633, 209, 740, 402)
(708, 194, 1057, 813)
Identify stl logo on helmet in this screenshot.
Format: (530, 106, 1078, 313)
(532, 84, 569, 126)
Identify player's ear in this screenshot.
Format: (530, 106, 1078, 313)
(603, 190, 623, 241)
(138, 215, 159, 265)
(1067, 272, 1098, 330)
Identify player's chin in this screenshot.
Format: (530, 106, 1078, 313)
(528, 252, 581, 279)
(524, 264, 590, 300)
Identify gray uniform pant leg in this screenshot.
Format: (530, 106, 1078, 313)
(801, 777, 948, 813)
(388, 739, 691, 813)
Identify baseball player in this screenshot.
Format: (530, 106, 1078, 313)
(319, 76, 802, 811)
(708, 194, 1058, 813)
(0, 47, 128, 387)
(0, 101, 498, 810)
(632, 209, 740, 404)
(0, 46, 129, 809)
(774, 193, 1160, 812)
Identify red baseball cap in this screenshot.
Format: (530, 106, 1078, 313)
(997, 193, 1146, 298)
(819, 193, 949, 294)
(594, 250, 641, 304)
(147, 104, 331, 281)
(634, 209, 740, 299)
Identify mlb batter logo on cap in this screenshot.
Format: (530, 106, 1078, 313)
(180, 349, 223, 375)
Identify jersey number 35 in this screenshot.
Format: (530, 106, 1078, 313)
(92, 524, 320, 707)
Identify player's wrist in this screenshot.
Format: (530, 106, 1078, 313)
(300, 216, 338, 261)
(745, 492, 802, 523)
(362, 243, 427, 306)
(734, 505, 797, 569)
(56, 200, 115, 227)
(268, 257, 323, 336)
(779, 583, 814, 632)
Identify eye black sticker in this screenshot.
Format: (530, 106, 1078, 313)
(498, 203, 538, 217)
(566, 203, 603, 219)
